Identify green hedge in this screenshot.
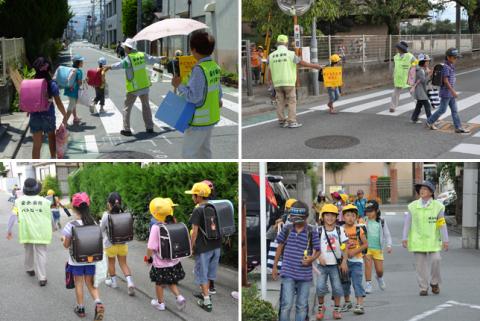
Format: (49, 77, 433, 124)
(377, 176, 391, 204)
(40, 175, 62, 197)
(68, 163, 238, 266)
(242, 284, 277, 321)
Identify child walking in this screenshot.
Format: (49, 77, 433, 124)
(326, 54, 342, 114)
(147, 197, 186, 311)
(426, 48, 470, 133)
(30, 57, 67, 159)
(62, 192, 105, 321)
(340, 204, 368, 315)
(172, 30, 223, 159)
(410, 54, 433, 124)
(315, 204, 348, 320)
(363, 200, 392, 294)
(354, 190, 367, 218)
(64, 54, 84, 125)
(99, 192, 135, 296)
(89, 57, 108, 114)
(46, 189, 63, 231)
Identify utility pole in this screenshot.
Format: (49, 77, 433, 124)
(456, 2, 461, 51)
(310, 18, 319, 96)
(137, 0, 142, 32)
(92, 0, 95, 43)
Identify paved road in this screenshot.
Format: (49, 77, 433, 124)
(243, 68, 480, 159)
(251, 205, 480, 321)
(0, 192, 239, 321)
(16, 42, 239, 159)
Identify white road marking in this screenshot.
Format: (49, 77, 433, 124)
(222, 99, 239, 113)
(98, 99, 131, 134)
(420, 93, 480, 120)
(406, 301, 480, 321)
(133, 100, 174, 129)
(162, 136, 172, 145)
(385, 212, 397, 216)
(84, 135, 99, 154)
(309, 89, 394, 111)
(449, 143, 480, 155)
(342, 92, 412, 113)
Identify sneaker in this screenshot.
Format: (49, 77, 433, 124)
(74, 306, 86, 318)
(455, 128, 470, 134)
(197, 298, 212, 312)
(151, 299, 165, 311)
(176, 295, 186, 311)
(426, 122, 439, 130)
(279, 121, 286, 127)
(376, 276, 386, 291)
(39, 280, 47, 286)
(208, 287, 216, 295)
(94, 303, 104, 321)
(389, 107, 395, 113)
(333, 306, 343, 320)
(127, 286, 135, 296)
(120, 130, 133, 136)
(411, 119, 422, 124)
(365, 281, 372, 294)
(430, 283, 440, 295)
(26, 270, 35, 277)
(288, 122, 303, 128)
(193, 292, 204, 300)
(89, 103, 95, 114)
(316, 304, 326, 320)
(419, 290, 428, 296)
(341, 302, 352, 312)
(105, 278, 118, 289)
(353, 304, 364, 315)
(99, 107, 105, 114)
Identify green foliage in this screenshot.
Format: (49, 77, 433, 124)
(401, 19, 470, 35)
(437, 163, 463, 184)
(242, 284, 277, 321)
(10, 64, 36, 112)
(122, 0, 138, 37)
(0, 0, 73, 61)
(307, 168, 318, 200)
(268, 162, 313, 173)
(40, 175, 62, 197)
(326, 162, 348, 184)
(68, 163, 238, 266)
(377, 176, 391, 204)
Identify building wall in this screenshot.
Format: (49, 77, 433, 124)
(105, 0, 124, 46)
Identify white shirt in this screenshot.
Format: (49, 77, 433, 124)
(319, 226, 348, 265)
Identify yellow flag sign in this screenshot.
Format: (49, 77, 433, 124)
(323, 66, 343, 88)
(179, 55, 197, 82)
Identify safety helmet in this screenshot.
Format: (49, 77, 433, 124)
(321, 203, 339, 216)
(149, 197, 175, 222)
(285, 198, 297, 210)
(330, 54, 341, 63)
(185, 182, 211, 198)
(47, 189, 55, 196)
(342, 204, 358, 215)
(340, 193, 349, 204)
(98, 57, 107, 66)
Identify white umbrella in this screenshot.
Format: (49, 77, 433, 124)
(133, 18, 208, 42)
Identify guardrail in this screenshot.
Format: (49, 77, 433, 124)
(0, 37, 26, 86)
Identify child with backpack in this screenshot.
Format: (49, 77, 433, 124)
(146, 197, 186, 312)
(315, 204, 348, 320)
(99, 192, 136, 296)
(30, 57, 67, 159)
(426, 48, 470, 133)
(46, 189, 64, 230)
(325, 54, 342, 114)
(340, 204, 368, 315)
(88, 57, 108, 114)
(410, 54, 433, 124)
(61, 192, 105, 321)
(354, 190, 367, 218)
(272, 201, 320, 321)
(64, 54, 85, 126)
(363, 200, 392, 294)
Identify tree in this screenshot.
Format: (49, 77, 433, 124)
(325, 162, 349, 184)
(267, 162, 313, 173)
(242, 0, 342, 40)
(452, 0, 480, 33)
(122, 0, 157, 38)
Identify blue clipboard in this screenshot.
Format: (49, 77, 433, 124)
(155, 91, 196, 133)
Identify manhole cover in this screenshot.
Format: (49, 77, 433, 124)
(97, 151, 153, 159)
(305, 135, 360, 149)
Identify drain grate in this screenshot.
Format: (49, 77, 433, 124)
(305, 135, 360, 149)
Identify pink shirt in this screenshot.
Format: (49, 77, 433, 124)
(147, 224, 180, 268)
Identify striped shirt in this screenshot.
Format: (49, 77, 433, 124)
(439, 61, 456, 98)
(276, 224, 320, 281)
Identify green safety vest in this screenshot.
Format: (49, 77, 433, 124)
(407, 199, 444, 252)
(189, 60, 221, 127)
(15, 195, 52, 244)
(269, 46, 297, 87)
(125, 52, 151, 93)
(393, 52, 414, 88)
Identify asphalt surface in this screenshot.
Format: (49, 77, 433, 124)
(0, 192, 239, 321)
(16, 41, 239, 159)
(250, 205, 480, 321)
(243, 68, 480, 159)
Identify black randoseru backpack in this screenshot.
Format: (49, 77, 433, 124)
(199, 200, 236, 240)
(158, 222, 192, 260)
(107, 212, 134, 244)
(70, 222, 103, 263)
(431, 63, 444, 87)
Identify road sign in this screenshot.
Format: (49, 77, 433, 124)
(323, 66, 343, 87)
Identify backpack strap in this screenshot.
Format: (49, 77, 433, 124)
(380, 218, 385, 228)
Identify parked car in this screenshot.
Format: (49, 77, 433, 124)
(437, 190, 456, 206)
(242, 173, 290, 272)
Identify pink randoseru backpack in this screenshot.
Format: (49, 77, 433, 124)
(19, 79, 50, 113)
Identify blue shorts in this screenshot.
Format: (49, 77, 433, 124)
(67, 264, 96, 276)
(29, 111, 56, 134)
(52, 210, 60, 220)
(194, 248, 221, 286)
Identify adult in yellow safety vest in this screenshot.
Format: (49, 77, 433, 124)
(402, 181, 448, 296)
(267, 34, 323, 128)
(6, 178, 52, 286)
(172, 31, 222, 159)
(389, 41, 416, 112)
(104, 38, 165, 136)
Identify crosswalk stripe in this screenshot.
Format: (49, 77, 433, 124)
(420, 93, 480, 120)
(309, 89, 394, 111)
(342, 92, 412, 113)
(84, 135, 99, 154)
(99, 98, 132, 134)
(378, 101, 415, 116)
(450, 143, 480, 155)
(134, 100, 174, 129)
(222, 99, 239, 113)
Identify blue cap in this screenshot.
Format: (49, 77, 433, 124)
(72, 54, 84, 62)
(98, 57, 107, 65)
(415, 181, 436, 195)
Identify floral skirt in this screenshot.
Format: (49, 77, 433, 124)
(150, 262, 185, 285)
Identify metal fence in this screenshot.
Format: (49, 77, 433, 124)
(0, 37, 26, 86)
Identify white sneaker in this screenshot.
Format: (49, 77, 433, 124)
(176, 295, 186, 311)
(376, 276, 386, 291)
(151, 299, 165, 311)
(105, 278, 118, 288)
(365, 281, 372, 294)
